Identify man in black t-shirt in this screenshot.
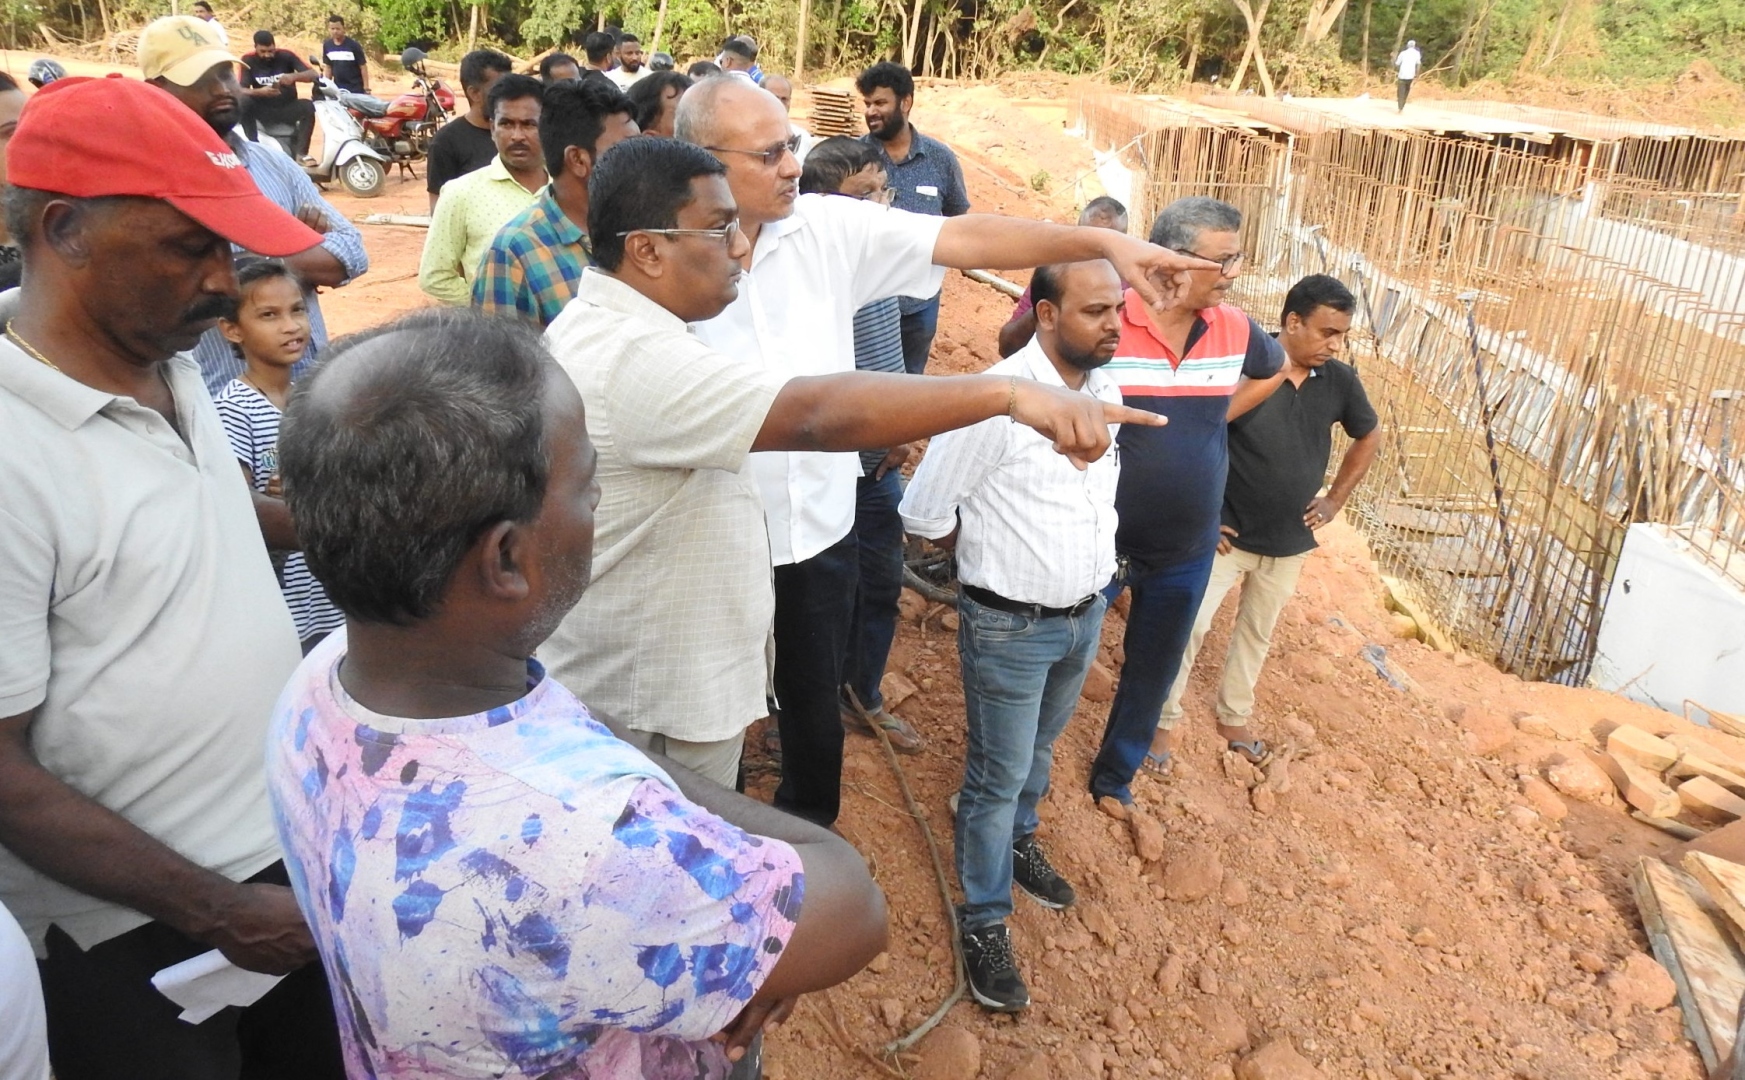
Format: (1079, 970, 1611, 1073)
(240, 29, 317, 159)
(1156, 273, 1381, 759)
(425, 48, 512, 210)
(321, 15, 369, 94)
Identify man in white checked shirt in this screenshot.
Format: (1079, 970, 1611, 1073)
(900, 260, 1129, 1014)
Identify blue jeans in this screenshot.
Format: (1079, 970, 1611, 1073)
(1089, 551, 1217, 803)
(843, 470, 906, 711)
(899, 294, 941, 375)
(955, 591, 1107, 929)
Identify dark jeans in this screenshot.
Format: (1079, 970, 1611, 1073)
(37, 862, 343, 1080)
(1396, 77, 1413, 111)
(1088, 550, 1216, 803)
(772, 532, 859, 826)
(843, 470, 906, 712)
(899, 294, 941, 375)
(243, 96, 316, 157)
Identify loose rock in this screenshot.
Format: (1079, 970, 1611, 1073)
(1521, 777, 1570, 821)
(1130, 810, 1166, 864)
(1460, 708, 1517, 756)
(913, 1026, 982, 1080)
(1081, 660, 1116, 704)
(1548, 753, 1614, 803)
(1236, 1039, 1326, 1080)
(1000, 1049, 1049, 1080)
(1191, 997, 1250, 1053)
(880, 671, 920, 711)
(1605, 954, 1678, 1012)
(1163, 843, 1224, 902)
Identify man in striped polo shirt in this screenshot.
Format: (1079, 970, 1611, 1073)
(1089, 197, 1287, 808)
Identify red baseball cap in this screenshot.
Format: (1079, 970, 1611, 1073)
(7, 75, 322, 257)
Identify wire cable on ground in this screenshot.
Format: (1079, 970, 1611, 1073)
(843, 686, 967, 1060)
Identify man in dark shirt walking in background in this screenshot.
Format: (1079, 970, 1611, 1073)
(425, 48, 513, 210)
(858, 60, 969, 374)
(320, 15, 369, 94)
(1157, 274, 1380, 761)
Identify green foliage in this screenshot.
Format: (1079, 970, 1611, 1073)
(1594, 0, 1745, 83)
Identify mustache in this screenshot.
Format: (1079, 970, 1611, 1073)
(185, 295, 233, 324)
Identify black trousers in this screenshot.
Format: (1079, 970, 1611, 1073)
(771, 532, 859, 826)
(1396, 77, 1414, 110)
(242, 96, 316, 157)
(37, 862, 344, 1080)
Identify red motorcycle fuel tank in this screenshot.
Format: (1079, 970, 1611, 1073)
(386, 91, 427, 119)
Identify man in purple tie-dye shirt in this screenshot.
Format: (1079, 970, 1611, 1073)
(264, 309, 887, 1079)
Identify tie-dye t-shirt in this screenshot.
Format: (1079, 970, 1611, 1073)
(265, 631, 804, 1079)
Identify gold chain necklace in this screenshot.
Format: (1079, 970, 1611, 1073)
(5, 321, 61, 372)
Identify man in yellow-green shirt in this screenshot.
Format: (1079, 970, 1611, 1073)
(418, 74, 545, 305)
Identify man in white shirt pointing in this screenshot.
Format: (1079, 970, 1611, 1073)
(901, 260, 1130, 1013)
(675, 75, 1210, 827)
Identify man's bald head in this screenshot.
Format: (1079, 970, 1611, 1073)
(762, 73, 793, 112)
(674, 74, 783, 146)
(280, 309, 557, 625)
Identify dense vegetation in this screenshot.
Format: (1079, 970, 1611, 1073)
(14, 0, 1741, 93)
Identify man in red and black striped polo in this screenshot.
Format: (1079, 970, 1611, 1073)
(1089, 197, 1287, 808)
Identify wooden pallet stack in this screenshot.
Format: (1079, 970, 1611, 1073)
(807, 87, 861, 137)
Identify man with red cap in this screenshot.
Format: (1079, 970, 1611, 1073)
(0, 76, 344, 1079)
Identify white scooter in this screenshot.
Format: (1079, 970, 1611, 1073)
(256, 71, 389, 198)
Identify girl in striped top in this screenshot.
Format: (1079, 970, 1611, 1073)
(214, 258, 344, 652)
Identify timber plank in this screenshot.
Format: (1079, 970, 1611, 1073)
(1634, 857, 1745, 1073)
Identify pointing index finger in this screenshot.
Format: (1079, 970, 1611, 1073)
(1103, 404, 1168, 428)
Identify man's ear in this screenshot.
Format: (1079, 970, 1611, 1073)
(1033, 298, 1058, 333)
(474, 519, 532, 603)
(566, 144, 594, 183)
(620, 232, 664, 280)
(39, 200, 95, 267)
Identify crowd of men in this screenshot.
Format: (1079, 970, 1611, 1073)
(0, 18, 1382, 1080)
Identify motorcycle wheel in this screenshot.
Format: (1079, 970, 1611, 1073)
(339, 157, 387, 198)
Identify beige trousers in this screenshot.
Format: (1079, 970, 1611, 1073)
(1159, 547, 1308, 730)
(619, 729, 745, 789)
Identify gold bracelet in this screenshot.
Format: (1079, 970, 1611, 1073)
(1006, 375, 1017, 421)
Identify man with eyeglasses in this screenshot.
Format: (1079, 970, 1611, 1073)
(538, 135, 1167, 797)
(671, 75, 1213, 828)
(1087, 196, 1288, 814)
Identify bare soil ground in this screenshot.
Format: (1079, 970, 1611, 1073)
(5, 46, 1722, 1075)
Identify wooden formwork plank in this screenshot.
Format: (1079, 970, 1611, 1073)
(1634, 856, 1745, 1073)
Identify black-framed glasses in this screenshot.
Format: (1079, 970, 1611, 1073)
(703, 133, 803, 167)
(1176, 248, 1247, 277)
(618, 219, 742, 248)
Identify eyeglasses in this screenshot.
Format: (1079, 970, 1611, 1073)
(1176, 248, 1247, 277)
(618, 219, 742, 248)
(825, 186, 896, 206)
(703, 133, 804, 167)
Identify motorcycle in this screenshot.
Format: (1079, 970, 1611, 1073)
(256, 70, 390, 197)
(347, 48, 455, 176)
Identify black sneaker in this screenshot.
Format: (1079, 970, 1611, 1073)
(1012, 834, 1076, 910)
(960, 920, 1030, 1012)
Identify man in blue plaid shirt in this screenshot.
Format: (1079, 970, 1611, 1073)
(474, 78, 636, 325)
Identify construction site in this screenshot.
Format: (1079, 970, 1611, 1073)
(12, 35, 1745, 1076)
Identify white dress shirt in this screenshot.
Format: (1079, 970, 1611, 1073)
(692, 194, 946, 565)
(900, 339, 1122, 608)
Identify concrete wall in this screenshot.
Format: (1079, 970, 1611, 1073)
(1592, 523, 1745, 715)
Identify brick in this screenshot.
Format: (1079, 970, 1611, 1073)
(1606, 724, 1679, 773)
(1679, 776, 1745, 822)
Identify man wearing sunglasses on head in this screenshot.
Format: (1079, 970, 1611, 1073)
(537, 136, 1173, 810)
(663, 75, 1215, 829)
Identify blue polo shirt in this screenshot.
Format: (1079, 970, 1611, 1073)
(863, 126, 969, 313)
(1108, 293, 1284, 568)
